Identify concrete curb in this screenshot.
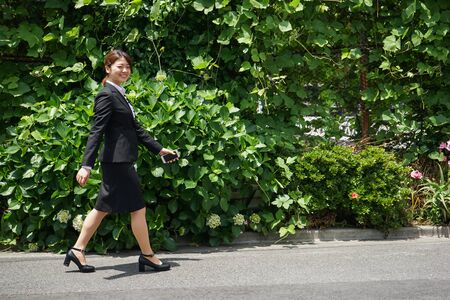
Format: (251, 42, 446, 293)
(0, 226, 448, 259)
(232, 226, 450, 245)
(176, 226, 450, 247)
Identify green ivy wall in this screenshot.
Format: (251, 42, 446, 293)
(0, 0, 448, 251)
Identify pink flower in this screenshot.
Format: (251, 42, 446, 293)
(410, 170, 423, 180)
(351, 192, 359, 199)
(446, 141, 450, 151)
(439, 142, 446, 151)
(443, 156, 448, 162)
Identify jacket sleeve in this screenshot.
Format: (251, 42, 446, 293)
(81, 92, 113, 168)
(134, 119, 163, 155)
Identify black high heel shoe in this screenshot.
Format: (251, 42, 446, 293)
(63, 247, 95, 273)
(138, 253, 170, 272)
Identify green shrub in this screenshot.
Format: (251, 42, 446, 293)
(276, 145, 412, 235)
(350, 146, 411, 233)
(292, 145, 357, 216)
(0, 75, 276, 251)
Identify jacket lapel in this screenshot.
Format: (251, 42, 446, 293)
(106, 83, 134, 116)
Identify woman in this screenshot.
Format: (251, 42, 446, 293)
(63, 49, 177, 273)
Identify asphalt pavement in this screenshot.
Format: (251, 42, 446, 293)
(1, 236, 450, 299)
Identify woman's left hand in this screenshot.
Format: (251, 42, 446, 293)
(159, 148, 179, 163)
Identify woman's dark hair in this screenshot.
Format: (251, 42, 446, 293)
(101, 49, 133, 86)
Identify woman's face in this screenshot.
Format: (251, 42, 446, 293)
(106, 57, 131, 85)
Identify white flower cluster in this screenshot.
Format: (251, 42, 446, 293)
(250, 213, 261, 224)
(155, 70, 167, 81)
(28, 243, 39, 252)
(72, 215, 84, 232)
(56, 210, 71, 224)
(206, 214, 221, 229)
(233, 213, 245, 226)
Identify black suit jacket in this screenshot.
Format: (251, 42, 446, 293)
(81, 83, 163, 168)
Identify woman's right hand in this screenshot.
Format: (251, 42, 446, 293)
(76, 167, 91, 186)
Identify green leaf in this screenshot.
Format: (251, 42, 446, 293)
(54, 160, 67, 171)
(219, 198, 229, 212)
(112, 226, 124, 240)
(58, 16, 64, 30)
(22, 169, 35, 179)
(313, 36, 328, 47)
(239, 61, 251, 72)
(411, 31, 422, 46)
(191, 56, 213, 70)
(43, 33, 56, 42)
(45, 0, 69, 10)
(65, 27, 80, 38)
(146, 2, 159, 21)
(249, 0, 269, 9)
(101, 0, 120, 5)
(31, 130, 44, 141)
(126, 28, 139, 42)
(425, 46, 449, 62)
(215, 0, 230, 9)
(36, 114, 51, 123)
(287, 224, 296, 234)
(361, 87, 380, 102)
(428, 151, 445, 161)
(8, 199, 21, 210)
(218, 27, 235, 45)
(84, 77, 99, 91)
(194, 215, 205, 229)
(17, 23, 42, 48)
(237, 25, 252, 44)
(168, 199, 178, 213)
(75, 0, 93, 9)
(262, 212, 274, 222)
(184, 180, 198, 189)
(231, 225, 241, 237)
(429, 115, 448, 126)
(5, 145, 20, 154)
(383, 35, 401, 52)
(178, 212, 190, 221)
(279, 227, 288, 237)
(0, 186, 15, 196)
(61, 62, 85, 73)
(227, 103, 240, 113)
(151, 167, 164, 177)
(202, 197, 213, 211)
(223, 11, 239, 27)
(209, 173, 218, 182)
(192, 0, 214, 14)
(74, 186, 87, 195)
(162, 237, 177, 251)
(203, 153, 214, 160)
(402, 1, 416, 21)
(11, 82, 31, 97)
(279, 21, 292, 32)
(289, 0, 304, 11)
(197, 89, 217, 100)
(85, 37, 97, 50)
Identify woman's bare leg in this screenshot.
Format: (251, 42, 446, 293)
(72, 208, 108, 264)
(130, 207, 162, 265)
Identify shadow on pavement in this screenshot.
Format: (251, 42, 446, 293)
(66, 257, 201, 280)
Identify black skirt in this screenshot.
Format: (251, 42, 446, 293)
(95, 163, 146, 213)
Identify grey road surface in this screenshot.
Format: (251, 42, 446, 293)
(1, 238, 450, 299)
